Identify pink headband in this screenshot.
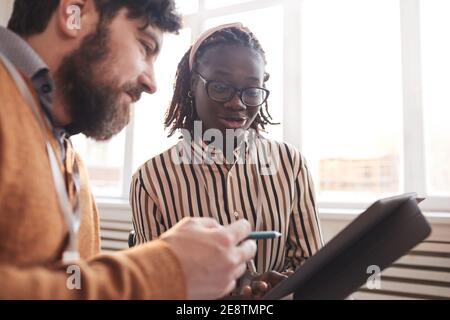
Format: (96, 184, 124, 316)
(188, 22, 250, 71)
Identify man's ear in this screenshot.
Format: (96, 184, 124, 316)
(57, 0, 89, 38)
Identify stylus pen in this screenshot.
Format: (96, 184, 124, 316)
(245, 231, 282, 240)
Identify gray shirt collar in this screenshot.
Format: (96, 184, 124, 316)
(0, 26, 68, 149)
(0, 26, 49, 78)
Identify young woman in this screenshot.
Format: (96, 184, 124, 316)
(130, 23, 323, 297)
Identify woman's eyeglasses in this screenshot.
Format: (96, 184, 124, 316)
(195, 72, 270, 107)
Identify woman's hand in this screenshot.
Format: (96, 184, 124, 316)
(240, 270, 292, 299)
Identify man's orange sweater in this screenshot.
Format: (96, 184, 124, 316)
(0, 59, 186, 299)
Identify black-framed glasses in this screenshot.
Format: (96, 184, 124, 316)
(195, 72, 270, 107)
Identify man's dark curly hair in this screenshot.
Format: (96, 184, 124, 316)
(8, 0, 182, 36)
(164, 26, 278, 137)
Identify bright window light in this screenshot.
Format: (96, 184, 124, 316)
(421, 0, 450, 196)
(301, 0, 404, 203)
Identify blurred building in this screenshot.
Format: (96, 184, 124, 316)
(319, 155, 399, 194)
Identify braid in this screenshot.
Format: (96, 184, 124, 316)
(164, 49, 193, 136)
(164, 26, 279, 137)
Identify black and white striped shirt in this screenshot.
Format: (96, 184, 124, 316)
(130, 134, 323, 273)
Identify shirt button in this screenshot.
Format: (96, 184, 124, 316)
(229, 172, 233, 179)
(234, 211, 239, 218)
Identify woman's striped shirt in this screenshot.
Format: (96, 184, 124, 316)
(130, 135, 323, 273)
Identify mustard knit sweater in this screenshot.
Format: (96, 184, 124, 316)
(0, 59, 186, 299)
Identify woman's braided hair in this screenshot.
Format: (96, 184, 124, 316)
(164, 26, 278, 137)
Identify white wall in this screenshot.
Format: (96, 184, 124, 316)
(0, 0, 14, 27)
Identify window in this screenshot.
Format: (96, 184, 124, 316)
(301, 0, 403, 203)
(421, 0, 450, 197)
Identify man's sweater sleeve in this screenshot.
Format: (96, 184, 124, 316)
(0, 240, 186, 299)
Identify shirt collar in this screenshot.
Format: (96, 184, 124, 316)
(0, 27, 65, 130)
(0, 26, 49, 79)
(0, 26, 69, 147)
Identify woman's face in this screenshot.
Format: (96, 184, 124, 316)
(191, 44, 266, 135)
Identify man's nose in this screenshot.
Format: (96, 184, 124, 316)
(223, 93, 246, 111)
(138, 70, 157, 94)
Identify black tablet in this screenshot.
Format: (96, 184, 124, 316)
(263, 193, 431, 300)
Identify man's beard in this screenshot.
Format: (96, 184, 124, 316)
(55, 24, 142, 141)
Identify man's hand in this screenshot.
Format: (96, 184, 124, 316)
(160, 217, 257, 300)
(241, 270, 292, 299)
